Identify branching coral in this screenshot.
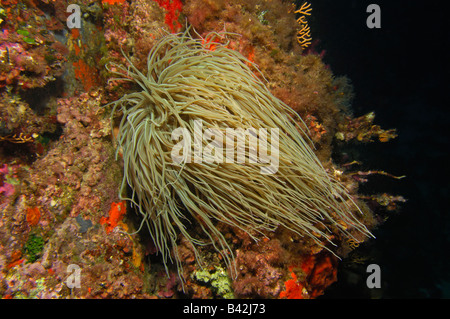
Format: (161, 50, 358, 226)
(295, 2, 313, 48)
(107, 28, 373, 283)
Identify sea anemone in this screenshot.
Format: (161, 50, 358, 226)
(106, 28, 372, 281)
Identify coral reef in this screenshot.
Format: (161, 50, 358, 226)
(0, 164, 17, 197)
(335, 112, 398, 143)
(0, 89, 150, 298)
(232, 237, 285, 298)
(0, 0, 403, 299)
(0, 1, 66, 91)
(192, 266, 234, 299)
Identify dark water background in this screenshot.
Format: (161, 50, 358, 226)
(303, 0, 449, 298)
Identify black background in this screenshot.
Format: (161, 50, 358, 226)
(300, 0, 449, 298)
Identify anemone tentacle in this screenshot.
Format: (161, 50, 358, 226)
(107, 28, 372, 282)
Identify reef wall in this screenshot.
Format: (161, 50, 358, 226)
(0, 0, 403, 299)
